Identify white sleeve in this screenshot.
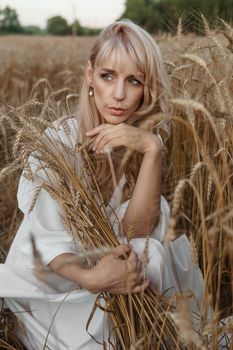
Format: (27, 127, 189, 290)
(17, 117, 79, 215)
(17, 152, 57, 214)
(29, 188, 78, 266)
(16, 118, 80, 265)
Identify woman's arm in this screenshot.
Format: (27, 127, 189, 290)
(122, 139, 162, 237)
(86, 123, 163, 238)
(48, 244, 149, 294)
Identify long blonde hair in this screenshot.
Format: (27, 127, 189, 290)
(75, 19, 172, 203)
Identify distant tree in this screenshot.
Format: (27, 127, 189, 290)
(163, 0, 233, 32)
(71, 19, 83, 36)
(121, 0, 233, 33)
(46, 16, 71, 35)
(121, 0, 156, 30)
(23, 25, 45, 35)
(0, 6, 22, 34)
(172, 0, 233, 21)
(120, 0, 173, 32)
(71, 20, 100, 36)
(81, 27, 101, 36)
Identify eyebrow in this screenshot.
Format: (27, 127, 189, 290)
(100, 68, 144, 79)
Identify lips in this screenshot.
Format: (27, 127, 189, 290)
(107, 106, 126, 116)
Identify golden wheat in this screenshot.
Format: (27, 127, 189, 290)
(0, 17, 233, 349)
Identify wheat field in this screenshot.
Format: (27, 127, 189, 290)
(0, 17, 233, 349)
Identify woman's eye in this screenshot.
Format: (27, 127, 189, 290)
(101, 73, 112, 81)
(128, 78, 141, 85)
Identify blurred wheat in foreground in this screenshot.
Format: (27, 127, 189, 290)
(0, 16, 233, 349)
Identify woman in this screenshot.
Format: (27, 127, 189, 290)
(1, 20, 205, 349)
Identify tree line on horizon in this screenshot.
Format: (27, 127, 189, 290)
(0, 0, 232, 35)
(122, 0, 233, 33)
(0, 6, 100, 36)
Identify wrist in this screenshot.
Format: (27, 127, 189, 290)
(82, 266, 102, 294)
(145, 143, 162, 157)
(143, 135, 163, 155)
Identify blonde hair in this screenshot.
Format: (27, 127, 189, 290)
(75, 19, 172, 203)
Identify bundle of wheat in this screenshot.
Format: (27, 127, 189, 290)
(2, 110, 193, 349)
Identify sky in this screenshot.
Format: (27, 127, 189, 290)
(0, 0, 126, 28)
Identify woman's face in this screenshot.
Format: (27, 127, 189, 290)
(87, 55, 144, 125)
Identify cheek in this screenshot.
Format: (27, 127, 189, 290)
(131, 89, 144, 109)
(93, 80, 107, 102)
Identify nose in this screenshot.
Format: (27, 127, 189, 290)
(113, 80, 126, 101)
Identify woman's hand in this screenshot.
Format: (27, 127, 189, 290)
(88, 244, 149, 294)
(86, 123, 162, 155)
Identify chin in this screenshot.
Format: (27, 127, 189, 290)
(102, 114, 129, 125)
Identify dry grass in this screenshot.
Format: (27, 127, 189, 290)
(0, 16, 233, 349)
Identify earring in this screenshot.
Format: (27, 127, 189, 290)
(89, 87, 94, 97)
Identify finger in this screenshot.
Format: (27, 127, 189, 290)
(112, 244, 131, 259)
(94, 130, 121, 153)
(104, 129, 141, 152)
(92, 128, 114, 151)
(86, 124, 112, 136)
(127, 250, 138, 263)
(98, 136, 123, 154)
(131, 279, 150, 294)
(127, 251, 138, 272)
(137, 270, 146, 283)
(136, 259, 142, 273)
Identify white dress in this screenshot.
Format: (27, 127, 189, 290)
(0, 118, 205, 350)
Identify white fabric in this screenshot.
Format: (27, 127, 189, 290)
(0, 118, 206, 349)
